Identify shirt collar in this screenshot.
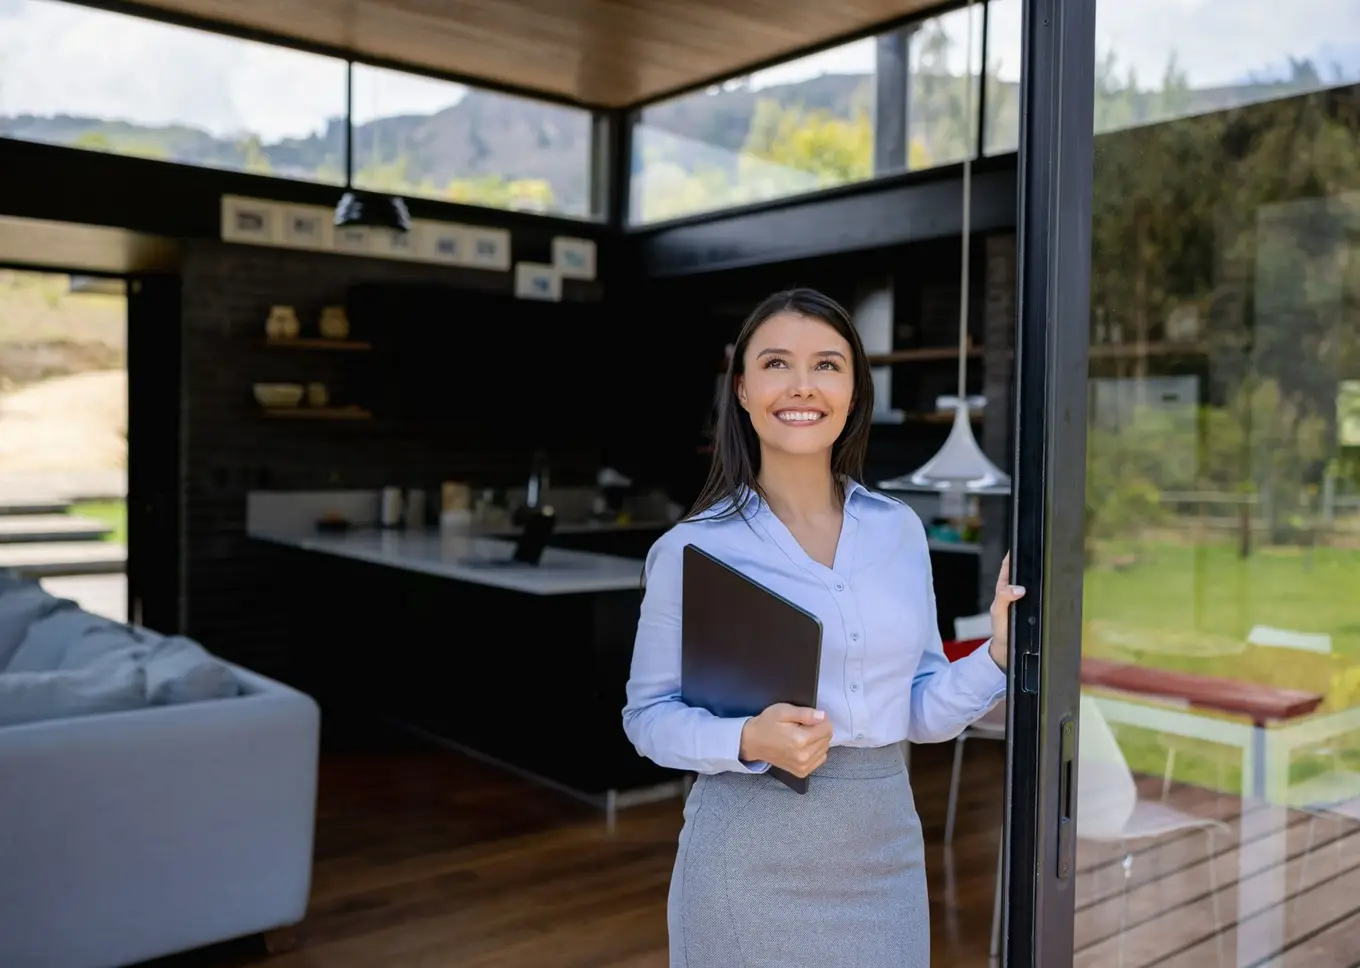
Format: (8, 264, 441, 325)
(844, 478, 899, 509)
(696, 478, 896, 521)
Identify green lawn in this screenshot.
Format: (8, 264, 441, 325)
(71, 499, 126, 545)
(1081, 538, 1360, 794)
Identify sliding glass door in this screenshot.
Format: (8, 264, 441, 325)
(1018, 0, 1360, 964)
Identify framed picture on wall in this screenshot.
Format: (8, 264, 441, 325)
(220, 195, 278, 245)
(467, 226, 512, 271)
(419, 221, 469, 265)
(278, 205, 333, 250)
(333, 225, 373, 255)
(552, 236, 596, 280)
(375, 226, 418, 260)
(515, 262, 562, 302)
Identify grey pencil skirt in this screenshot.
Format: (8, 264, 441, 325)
(668, 744, 929, 968)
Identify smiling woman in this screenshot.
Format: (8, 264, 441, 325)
(622, 287, 1023, 968)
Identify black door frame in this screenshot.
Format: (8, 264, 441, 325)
(1002, 0, 1097, 965)
(126, 271, 185, 633)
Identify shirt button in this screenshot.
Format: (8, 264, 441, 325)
(835, 582, 845, 592)
(855, 732, 865, 740)
(851, 632, 860, 641)
(850, 683, 860, 692)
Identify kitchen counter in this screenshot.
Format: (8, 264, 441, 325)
(473, 517, 672, 537)
(249, 525, 645, 596)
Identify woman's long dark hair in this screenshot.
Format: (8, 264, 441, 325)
(687, 288, 876, 521)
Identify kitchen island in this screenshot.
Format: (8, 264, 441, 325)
(249, 525, 649, 596)
(246, 491, 677, 819)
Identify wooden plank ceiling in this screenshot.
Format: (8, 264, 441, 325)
(126, 0, 942, 107)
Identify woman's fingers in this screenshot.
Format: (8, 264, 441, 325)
(993, 551, 1026, 609)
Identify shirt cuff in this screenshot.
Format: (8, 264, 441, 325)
(719, 715, 770, 774)
(953, 638, 1008, 708)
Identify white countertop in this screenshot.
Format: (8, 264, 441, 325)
(473, 518, 670, 537)
(249, 526, 646, 596)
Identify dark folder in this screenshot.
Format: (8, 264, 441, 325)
(680, 543, 824, 794)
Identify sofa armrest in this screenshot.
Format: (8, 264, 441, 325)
(0, 666, 321, 968)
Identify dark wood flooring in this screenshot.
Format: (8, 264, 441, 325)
(137, 722, 1360, 968)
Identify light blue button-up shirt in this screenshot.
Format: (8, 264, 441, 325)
(622, 480, 1006, 776)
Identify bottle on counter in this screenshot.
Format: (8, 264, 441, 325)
(380, 486, 403, 528)
(405, 488, 426, 529)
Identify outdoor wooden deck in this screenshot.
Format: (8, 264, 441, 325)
(1073, 780, 1360, 968)
(140, 723, 1360, 968)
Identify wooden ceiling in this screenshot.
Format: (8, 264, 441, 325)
(126, 0, 943, 108)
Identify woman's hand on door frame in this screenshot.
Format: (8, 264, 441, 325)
(988, 551, 1026, 669)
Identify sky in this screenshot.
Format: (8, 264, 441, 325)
(1, 0, 1358, 140)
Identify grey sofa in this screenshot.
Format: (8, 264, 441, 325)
(0, 574, 320, 968)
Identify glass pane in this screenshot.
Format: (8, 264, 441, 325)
(906, 3, 983, 170)
(350, 65, 594, 219)
(1078, 2, 1360, 966)
(982, 0, 1021, 155)
(0, 0, 346, 183)
(629, 38, 878, 224)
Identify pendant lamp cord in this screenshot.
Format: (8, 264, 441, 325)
(957, 0, 976, 402)
(345, 61, 355, 189)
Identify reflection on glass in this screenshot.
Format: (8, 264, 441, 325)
(0, 0, 347, 183)
(907, 3, 983, 170)
(1077, 1, 1360, 965)
(350, 65, 594, 219)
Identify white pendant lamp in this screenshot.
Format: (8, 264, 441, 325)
(879, 0, 1011, 497)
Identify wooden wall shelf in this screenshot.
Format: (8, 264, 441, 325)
(260, 406, 373, 420)
(261, 338, 372, 352)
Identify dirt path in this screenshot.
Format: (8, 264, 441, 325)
(0, 370, 127, 474)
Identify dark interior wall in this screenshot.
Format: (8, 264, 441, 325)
(630, 233, 1010, 507)
(176, 238, 617, 673)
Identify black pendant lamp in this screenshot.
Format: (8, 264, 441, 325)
(334, 190, 411, 231)
(334, 63, 411, 232)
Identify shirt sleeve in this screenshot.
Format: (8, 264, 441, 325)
(621, 533, 771, 775)
(906, 521, 1007, 744)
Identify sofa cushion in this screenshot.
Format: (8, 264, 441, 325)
(56, 621, 156, 673)
(144, 636, 240, 704)
(0, 651, 148, 726)
(5, 605, 135, 674)
(0, 580, 73, 672)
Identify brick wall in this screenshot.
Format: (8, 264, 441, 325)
(177, 239, 606, 674)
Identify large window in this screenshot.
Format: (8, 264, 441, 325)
(0, 0, 598, 219)
(0, 0, 347, 183)
(350, 65, 594, 219)
(628, 38, 879, 224)
(628, 5, 988, 226)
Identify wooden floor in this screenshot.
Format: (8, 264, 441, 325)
(137, 723, 1360, 968)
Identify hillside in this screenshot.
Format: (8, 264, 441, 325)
(0, 270, 124, 391)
